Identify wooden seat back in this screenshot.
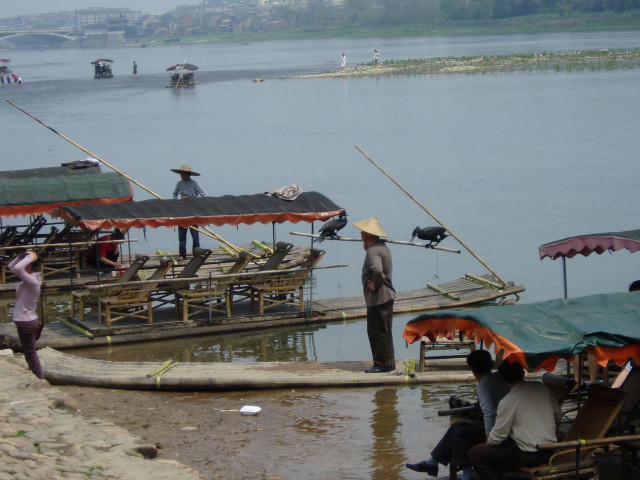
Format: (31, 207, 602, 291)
(542, 372, 577, 405)
(209, 251, 252, 295)
(551, 384, 627, 465)
(252, 241, 293, 283)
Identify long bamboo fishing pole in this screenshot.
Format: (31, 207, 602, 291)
(5, 99, 245, 254)
(355, 145, 517, 295)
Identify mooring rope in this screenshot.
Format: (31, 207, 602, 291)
(147, 359, 179, 378)
(60, 317, 94, 338)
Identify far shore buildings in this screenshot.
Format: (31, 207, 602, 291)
(0, 1, 349, 47)
(76, 8, 142, 46)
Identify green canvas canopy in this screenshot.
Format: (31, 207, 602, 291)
(0, 172, 133, 218)
(0, 165, 101, 180)
(403, 291, 640, 372)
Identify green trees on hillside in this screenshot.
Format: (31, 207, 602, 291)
(438, 0, 640, 21)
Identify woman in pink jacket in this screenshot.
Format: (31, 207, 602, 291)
(8, 251, 43, 378)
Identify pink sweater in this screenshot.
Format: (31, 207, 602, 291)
(8, 255, 42, 323)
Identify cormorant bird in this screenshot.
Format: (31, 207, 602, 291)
(317, 211, 348, 242)
(410, 226, 448, 246)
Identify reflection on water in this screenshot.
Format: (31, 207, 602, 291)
(66, 313, 424, 363)
(370, 388, 401, 480)
(241, 384, 477, 479)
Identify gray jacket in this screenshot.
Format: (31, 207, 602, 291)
(361, 240, 396, 307)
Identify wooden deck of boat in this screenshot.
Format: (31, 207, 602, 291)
(0, 273, 524, 350)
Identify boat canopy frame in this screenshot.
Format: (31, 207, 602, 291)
(539, 228, 640, 298)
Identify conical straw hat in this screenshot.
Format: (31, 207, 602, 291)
(353, 217, 387, 238)
(170, 164, 200, 176)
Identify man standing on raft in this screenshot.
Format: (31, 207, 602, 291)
(354, 217, 396, 373)
(171, 164, 207, 261)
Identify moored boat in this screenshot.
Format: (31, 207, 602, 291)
(166, 62, 199, 87)
(91, 59, 114, 78)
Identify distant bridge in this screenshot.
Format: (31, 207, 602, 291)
(0, 29, 77, 43)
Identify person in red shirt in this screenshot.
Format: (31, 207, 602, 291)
(87, 229, 125, 270)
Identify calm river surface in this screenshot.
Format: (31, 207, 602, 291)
(1, 31, 639, 479)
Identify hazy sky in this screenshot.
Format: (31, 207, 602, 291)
(3, 1, 191, 18)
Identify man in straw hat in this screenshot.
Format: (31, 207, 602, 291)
(353, 217, 397, 373)
(172, 164, 207, 261)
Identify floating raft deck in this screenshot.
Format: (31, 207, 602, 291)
(0, 273, 524, 350)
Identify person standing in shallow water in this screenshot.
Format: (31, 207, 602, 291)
(133, 61, 137, 76)
(8, 251, 44, 379)
(354, 217, 396, 373)
(374, 49, 379, 64)
(341, 53, 347, 68)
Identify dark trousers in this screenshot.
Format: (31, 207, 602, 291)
(178, 225, 200, 259)
(15, 320, 43, 379)
(468, 437, 552, 480)
(366, 300, 395, 368)
(432, 421, 486, 469)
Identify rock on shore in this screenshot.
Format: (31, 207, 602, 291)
(0, 351, 204, 480)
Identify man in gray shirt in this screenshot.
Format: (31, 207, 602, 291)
(353, 217, 396, 373)
(406, 349, 510, 480)
(468, 360, 561, 480)
(171, 164, 207, 261)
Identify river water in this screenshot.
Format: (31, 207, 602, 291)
(1, 31, 639, 479)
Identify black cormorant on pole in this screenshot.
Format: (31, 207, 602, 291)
(316, 211, 348, 242)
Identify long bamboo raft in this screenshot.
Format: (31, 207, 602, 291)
(33, 347, 476, 391)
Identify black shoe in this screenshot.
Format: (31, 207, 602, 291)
(405, 460, 438, 476)
(364, 364, 395, 373)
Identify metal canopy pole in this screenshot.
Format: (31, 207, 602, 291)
(562, 256, 568, 299)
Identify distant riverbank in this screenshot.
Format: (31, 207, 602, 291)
(139, 11, 640, 46)
(294, 48, 640, 78)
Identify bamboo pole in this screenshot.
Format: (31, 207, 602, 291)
(355, 145, 517, 296)
(5, 100, 246, 255)
(289, 231, 461, 253)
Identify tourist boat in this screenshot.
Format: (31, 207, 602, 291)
(166, 62, 199, 87)
(91, 59, 114, 78)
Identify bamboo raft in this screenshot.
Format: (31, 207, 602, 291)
(32, 347, 476, 391)
(0, 272, 524, 350)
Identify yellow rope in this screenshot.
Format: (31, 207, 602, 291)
(220, 245, 237, 257)
(427, 283, 457, 300)
(465, 273, 504, 292)
(147, 359, 179, 378)
(252, 240, 273, 254)
(60, 317, 94, 338)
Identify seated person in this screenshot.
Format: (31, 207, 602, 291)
(86, 228, 125, 270)
(468, 360, 562, 480)
(406, 349, 510, 480)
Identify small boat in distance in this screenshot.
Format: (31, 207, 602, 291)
(91, 59, 114, 78)
(166, 62, 199, 87)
